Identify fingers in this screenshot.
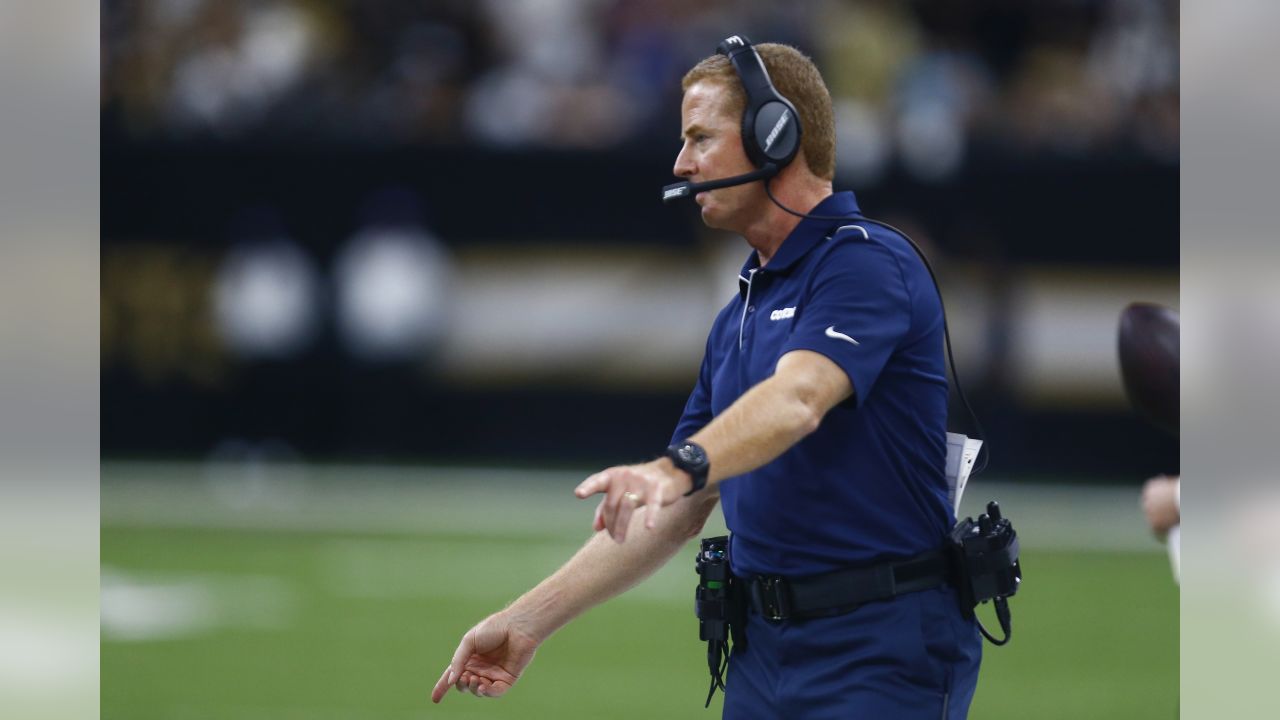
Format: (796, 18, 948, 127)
(614, 490, 639, 542)
(430, 663, 456, 703)
(580, 469, 625, 538)
(455, 672, 508, 698)
(644, 483, 664, 529)
(574, 471, 608, 498)
(448, 630, 475, 676)
(579, 466, 682, 540)
(592, 497, 606, 532)
(431, 629, 475, 703)
(601, 480, 625, 541)
(455, 670, 481, 696)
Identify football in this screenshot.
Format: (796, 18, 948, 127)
(1117, 302, 1180, 435)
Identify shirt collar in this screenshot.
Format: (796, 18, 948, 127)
(737, 191, 862, 297)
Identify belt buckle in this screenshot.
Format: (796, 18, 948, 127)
(756, 576, 791, 621)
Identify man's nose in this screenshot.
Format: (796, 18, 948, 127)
(673, 142, 695, 179)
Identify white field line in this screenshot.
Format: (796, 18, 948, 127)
(100, 567, 297, 642)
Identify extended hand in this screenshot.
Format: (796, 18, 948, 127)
(430, 612, 540, 703)
(1141, 474, 1180, 540)
(573, 460, 688, 542)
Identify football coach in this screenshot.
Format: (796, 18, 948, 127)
(432, 36, 982, 718)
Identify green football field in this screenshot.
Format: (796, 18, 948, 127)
(102, 463, 1178, 719)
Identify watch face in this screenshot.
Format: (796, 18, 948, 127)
(678, 444, 706, 466)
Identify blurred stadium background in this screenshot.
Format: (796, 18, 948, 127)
(100, 1, 1178, 718)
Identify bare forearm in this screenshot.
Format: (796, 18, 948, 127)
(574, 353, 849, 545)
(506, 495, 717, 641)
(688, 370, 828, 486)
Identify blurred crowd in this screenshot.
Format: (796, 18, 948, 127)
(102, 0, 1178, 181)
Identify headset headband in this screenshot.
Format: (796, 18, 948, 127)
(715, 35, 802, 169)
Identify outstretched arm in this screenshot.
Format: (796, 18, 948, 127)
(430, 488, 720, 702)
(684, 349, 853, 483)
(575, 350, 852, 541)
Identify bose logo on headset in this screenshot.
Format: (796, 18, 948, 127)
(763, 110, 791, 153)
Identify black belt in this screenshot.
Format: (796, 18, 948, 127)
(747, 549, 952, 622)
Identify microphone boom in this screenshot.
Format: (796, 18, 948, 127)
(661, 164, 778, 204)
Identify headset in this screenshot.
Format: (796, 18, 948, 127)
(661, 34, 801, 203)
(662, 34, 988, 474)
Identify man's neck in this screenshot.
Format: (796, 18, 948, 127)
(742, 180, 833, 267)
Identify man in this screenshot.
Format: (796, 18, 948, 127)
(431, 40, 982, 718)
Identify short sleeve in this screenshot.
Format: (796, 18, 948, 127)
(779, 239, 911, 406)
(670, 334, 716, 444)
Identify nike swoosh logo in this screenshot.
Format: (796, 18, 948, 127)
(825, 326, 860, 346)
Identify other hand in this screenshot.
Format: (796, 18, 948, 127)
(430, 612, 540, 703)
(1141, 474, 1180, 540)
(573, 460, 688, 542)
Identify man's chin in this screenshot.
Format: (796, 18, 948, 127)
(699, 205, 725, 229)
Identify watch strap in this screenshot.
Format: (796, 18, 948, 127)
(666, 442, 710, 496)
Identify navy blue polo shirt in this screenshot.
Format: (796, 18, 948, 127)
(671, 191, 952, 578)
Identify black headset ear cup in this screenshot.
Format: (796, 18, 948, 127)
(751, 99, 800, 166)
(719, 36, 803, 170)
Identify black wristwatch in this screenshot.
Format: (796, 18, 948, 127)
(665, 441, 710, 496)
